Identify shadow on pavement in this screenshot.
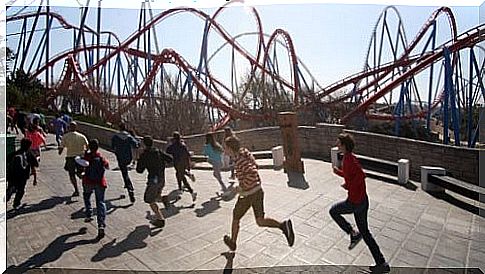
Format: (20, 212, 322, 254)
(70, 194, 133, 220)
(429, 192, 485, 217)
(6, 227, 98, 272)
(195, 197, 221, 218)
(194, 186, 237, 218)
(366, 172, 418, 191)
(286, 171, 309, 190)
(91, 225, 161, 262)
(7, 195, 75, 220)
(221, 251, 235, 274)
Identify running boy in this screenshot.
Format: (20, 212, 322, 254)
(136, 136, 173, 228)
(330, 133, 390, 273)
(6, 138, 39, 209)
(166, 131, 197, 202)
(222, 136, 295, 251)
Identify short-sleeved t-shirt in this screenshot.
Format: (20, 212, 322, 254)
(62, 131, 88, 157)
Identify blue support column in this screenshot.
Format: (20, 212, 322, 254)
(443, 47, 452, 145)
(467, 49, 474, 147)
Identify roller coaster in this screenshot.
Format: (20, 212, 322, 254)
(5, 0, 485, 147)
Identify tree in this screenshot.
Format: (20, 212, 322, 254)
(5, 47, 15, 75)
(7, 65, 45, 110)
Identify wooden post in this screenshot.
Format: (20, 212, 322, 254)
(278, 112, 304, 173)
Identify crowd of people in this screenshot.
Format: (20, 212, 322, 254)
(5, 107, 390, 273)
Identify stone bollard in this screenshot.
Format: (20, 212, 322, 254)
(398, 159, 410, 185)
(331, 147, 341, 168)
(272, 146, 284, 168)
(420, 166, 445, 193)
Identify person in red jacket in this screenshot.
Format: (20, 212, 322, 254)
(330, 133, 390, 273)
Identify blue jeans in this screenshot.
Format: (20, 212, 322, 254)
(329, 196, 385, 265)
(83, 184, 106, 228)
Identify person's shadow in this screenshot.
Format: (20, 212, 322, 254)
(91, 225, 162, 262)
(160, 190, 194, 218)
(7, 195, 75, 220)
(286, 171, 309, 190)
(221, 251, 235, 274)
(194, 197, 221, 217)
(6, 227, 98, 272)
(70, 194, 133, 220)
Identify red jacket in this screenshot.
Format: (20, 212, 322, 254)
(334, 152, 366, 204)
(82, 151, 109, 187)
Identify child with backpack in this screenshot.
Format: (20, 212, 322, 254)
(6, 138, 39, 209)
(82, 139, 109, 239)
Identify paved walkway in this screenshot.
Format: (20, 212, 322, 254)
(4, 134, 485, 273)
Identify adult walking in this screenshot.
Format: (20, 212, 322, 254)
(330, 133, 390, 273)
(58, 121, 88, 197)
(111, 123, 140, 203)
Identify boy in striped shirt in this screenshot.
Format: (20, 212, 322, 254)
(223, 136, 295, 251)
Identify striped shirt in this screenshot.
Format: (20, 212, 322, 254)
(235, 148, 261, 195)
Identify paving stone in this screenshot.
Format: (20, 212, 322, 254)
(428, 254, 466, 268)
(322, 246, 356, 265)
(393, 248, 428, 266)
(434, 235, 469, 262)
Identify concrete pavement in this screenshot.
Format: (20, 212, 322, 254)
(4, 134, 485, 273)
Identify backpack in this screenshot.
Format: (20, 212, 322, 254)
(7, 152, 30, 182)
(85, 156, 105, 182)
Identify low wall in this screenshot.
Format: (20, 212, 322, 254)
(343, 130, 479, 185)
(76, 121, 479, 185)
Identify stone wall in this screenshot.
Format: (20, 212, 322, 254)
(76, 121, 479, 185)
(343, 130, 480, 185)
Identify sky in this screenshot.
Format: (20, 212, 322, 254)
(2, 0, 484, 109)
(4, 0, 484, 103)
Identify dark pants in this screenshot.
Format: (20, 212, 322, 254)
(83, 184, 106, 228)
(7, 179, 28, 207)
(329, 196, 385, 265)
(119, 163, 134, 192)
(175, 165, 193, 193)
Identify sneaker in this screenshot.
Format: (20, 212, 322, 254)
(84, 216, 94, 223)
(349, 232, 363, 250)
(128, 191, 136, 203)
(151, 219, 166, 228)
(97, 228, 105, 239)
(72, 191, 80, 197)
(369, 262, 390, 273)
(223, 235, 237, 251)
(191, 192, 197, 202)
(281, 219, 295, 247)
